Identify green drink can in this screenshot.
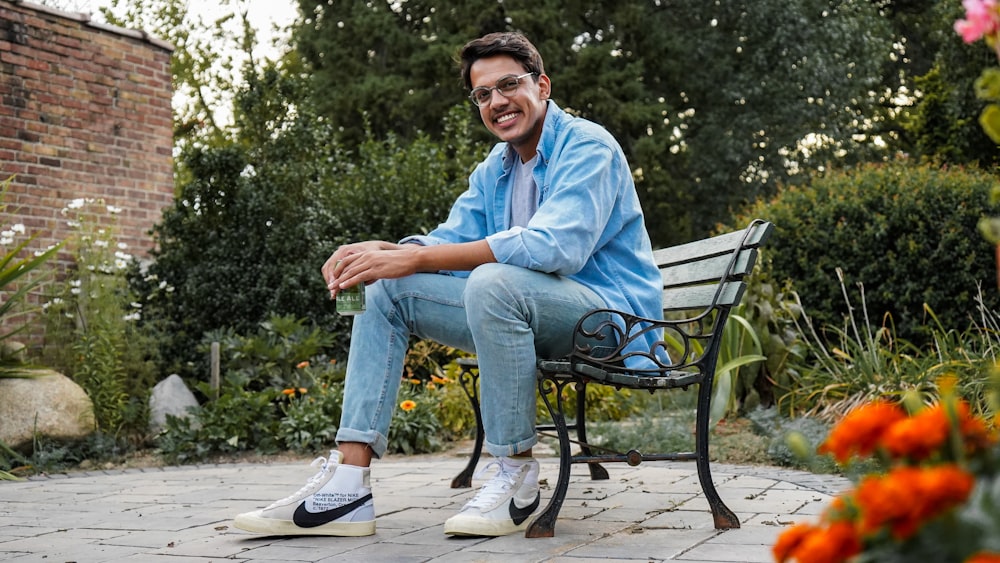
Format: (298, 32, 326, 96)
(335, 262, 366, 316)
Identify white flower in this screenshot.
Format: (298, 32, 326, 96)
(70, 287, 81, 295)
(67, 198, 85, 210)
(94, 240, 109, 248)
(1, 230, 13, 239)
(122, 312, 141, 322)
(130, 302, 143, 309)
(11, 224, 25, 234)
(106, 205, 122, 214)
(0, 236, 12, 246)
(67, 220, 81, 228)
(117, 242, 128, 250)
(69, 279, 81, 287)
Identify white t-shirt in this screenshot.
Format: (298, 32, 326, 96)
(510, 154, 539, 228)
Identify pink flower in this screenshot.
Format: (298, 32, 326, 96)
(955, 0, 1000, 43)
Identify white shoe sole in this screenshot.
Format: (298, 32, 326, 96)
(443, 512, 538, 537)
(234, 511, 376, 536)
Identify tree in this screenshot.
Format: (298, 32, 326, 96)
(293, 0, 897, 245)
(100, 0, 265, 151)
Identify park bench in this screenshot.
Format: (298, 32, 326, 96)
(450, 219, 775, 538)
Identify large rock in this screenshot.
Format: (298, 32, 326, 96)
(0, 370, 95, 450)
(148, 374, 200, 434)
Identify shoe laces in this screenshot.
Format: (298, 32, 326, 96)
(466, 459, 521, 509)
(271, 453, 336, 506)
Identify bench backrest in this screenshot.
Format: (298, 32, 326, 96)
(654, 220, 774, 314)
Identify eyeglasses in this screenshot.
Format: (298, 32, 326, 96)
(468, 72, 536, 107)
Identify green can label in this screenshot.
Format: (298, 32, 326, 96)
(337, 282, 366, 316)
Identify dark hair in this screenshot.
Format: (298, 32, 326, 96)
(459, 32, 545, 91)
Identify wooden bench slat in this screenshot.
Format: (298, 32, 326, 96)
(660, 248, 758, 288)
(662, 280, 747, 311)
(652, 221, 773, 266)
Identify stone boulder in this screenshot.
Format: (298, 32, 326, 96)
(0, 370, 95, 450)
(148, 374, 200, 434)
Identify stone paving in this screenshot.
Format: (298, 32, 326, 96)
(0, 454, 850, 563)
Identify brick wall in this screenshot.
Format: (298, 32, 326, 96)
(0, 0, 174, 264)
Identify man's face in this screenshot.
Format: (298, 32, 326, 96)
(469, 55, 550, 158)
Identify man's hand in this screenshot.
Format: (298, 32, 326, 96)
(321, 239, 497, 299)
(322, 241, 412, 299)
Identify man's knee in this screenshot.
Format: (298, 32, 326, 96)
(464, 263, 526, 306)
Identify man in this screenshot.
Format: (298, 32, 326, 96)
(234, 31, 662, 538)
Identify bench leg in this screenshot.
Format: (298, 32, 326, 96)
(526, 373, 570, 538)
(451, 364, 484, 489)
(695, 379, 740, 529)
(574, 380, 609, 481)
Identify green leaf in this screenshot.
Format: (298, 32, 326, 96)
(978, 216, 1000, 244)
(975, 67, 1000, 102)
(980, 104, 1000, 145)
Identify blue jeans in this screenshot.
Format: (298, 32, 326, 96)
(335, 263, 607, 458)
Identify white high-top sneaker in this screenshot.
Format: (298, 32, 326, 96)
(444, 456, 541, 536)
(234, 450, 375, 536)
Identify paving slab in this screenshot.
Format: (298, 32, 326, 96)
(0, 456, 849, 562)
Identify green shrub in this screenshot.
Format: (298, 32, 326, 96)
(736, 162, 1000, 346)
(158, 387, 282, 464)
(387, 381, 444, 455)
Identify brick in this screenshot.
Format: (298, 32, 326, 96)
(0, 0, 174, 342)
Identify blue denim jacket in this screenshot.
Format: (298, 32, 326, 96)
(401, 102, 663, 362)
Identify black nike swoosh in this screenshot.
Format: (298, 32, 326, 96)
(292, 493, 373, 528)
(509, 493, 540, 525)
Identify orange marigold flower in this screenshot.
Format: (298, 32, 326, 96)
(298, 387, 307, 394)
(819, 401, 907, 463)
(409, 378, 421, 385)
(966, 552, 1000, 563)
(430, 374, 451, 384)
(855, 465, 974, 540)
(296, 361, 310, 369)
(400, 400, 417, 411)
(792, 521, 862, 563)
(773, 522, 819, 562)
(954, 401, 998, 454)
(282, 388, 296, 396)
(880, 404, 950, 461)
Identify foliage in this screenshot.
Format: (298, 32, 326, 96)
(707, 310, 767, 425)
(131, 63, 484, 379)
(775, 268, 998, 423)
(155, 315, 469, 461)
(40, 198, 153, 439)
(0, 180, 61, 378)
(730, 264, 808, 412)
(158, 386, 283, 464)
(951, 0, 1000, 245)
(746, 407, 840, 474)
(202, 315, 337, 394)
(894, 1, 1000, 168)
(100, 0, 265, 149)
(277, 382, 344, 453)
(773, 382, 1000, 563)
(387, 380, 445, 455)
(736, 162, 1000, 347)
(293, 0, 900, 245)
